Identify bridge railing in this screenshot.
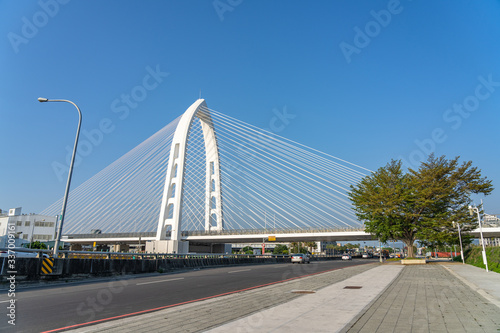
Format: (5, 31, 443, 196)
(183, 227, 366, 236)
(62, 227, 367, 239)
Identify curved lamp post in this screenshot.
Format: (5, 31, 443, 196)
(452, 221, 465, 264)
(468, 205, 489, 272)
(38, 97, 82, 258)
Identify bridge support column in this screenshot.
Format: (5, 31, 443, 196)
(146, 240, 189, 254)
(156, 99, 223, 254)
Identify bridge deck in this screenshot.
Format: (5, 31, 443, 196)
(61, 227, 500, 245)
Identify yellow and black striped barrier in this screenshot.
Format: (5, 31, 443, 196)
(41, 257, 55, 275)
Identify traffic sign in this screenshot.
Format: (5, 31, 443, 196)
(41, 257, 54, 275)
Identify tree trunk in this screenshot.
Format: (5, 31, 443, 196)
(404, 240, 415, 258)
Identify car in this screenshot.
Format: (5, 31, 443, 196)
(341, 253, 352, 260)
(362, 253, 372, 259)
(291, 253, 310, 264)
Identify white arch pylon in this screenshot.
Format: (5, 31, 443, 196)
(156, 99, 223, 242)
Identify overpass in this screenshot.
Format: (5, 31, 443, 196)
(62, 227, 500, 246)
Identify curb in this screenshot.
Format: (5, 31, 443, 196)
(440, 263, 500, 310)
(339, 264, 404, 333)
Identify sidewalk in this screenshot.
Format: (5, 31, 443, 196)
(443, 262, 500, 309)
(343, 263, 500, 333)
(67, 262, 500, 333)
(209, 262, 500, 333)
(207, 264, 403, 333)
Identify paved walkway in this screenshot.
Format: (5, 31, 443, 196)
(207, 264, 403, 333)
(343, 263, 500, 333)
(67, 262, 500, 333)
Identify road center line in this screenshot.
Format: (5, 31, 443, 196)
(136, 277, 184, 286)
(228, 269, 251, 274)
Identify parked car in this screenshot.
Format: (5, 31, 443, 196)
(362, 253, 372, 259)
(341, 253, 352, 260)
(291, 253, 310, 264)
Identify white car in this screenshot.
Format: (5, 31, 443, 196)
(342, 254, 352, 260)
(291, 254, 310, 264)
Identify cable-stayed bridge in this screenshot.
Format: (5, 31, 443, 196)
(41, 100, 499, 252)
(41, 99, 370, 251)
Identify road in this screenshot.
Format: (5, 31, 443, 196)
(0, 259, 374, 332)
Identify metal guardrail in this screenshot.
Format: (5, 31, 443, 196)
(2, 248, 344, 260)
(2, 247, 323, 260)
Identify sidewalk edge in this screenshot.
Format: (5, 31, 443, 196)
(338, 264, 405, 333)
(441, 264, 500, 310)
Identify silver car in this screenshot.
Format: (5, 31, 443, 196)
(291, 253, 310, 264)
(342, 253, 352, 260)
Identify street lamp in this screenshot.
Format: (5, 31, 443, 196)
(452, 221, 465, 264)
(379, 239, 383, 263)
(468, 205, 489, 272)
(38, 97, 82, 258)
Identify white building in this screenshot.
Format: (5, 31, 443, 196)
(481, 214, 500, 247)
(0, 207, 57, 247)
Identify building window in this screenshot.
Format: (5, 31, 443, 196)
(33, 234, 51, 241)
(25, 221, 30, 227)
(34, 221, 55, 227)
(23, 234, 29, 240)
(16, 221, 22, 226)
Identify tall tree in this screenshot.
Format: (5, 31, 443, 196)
(349, 155, 493, 257)
(273, 244, 289, 254)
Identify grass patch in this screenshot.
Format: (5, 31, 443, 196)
(461, 246, 500, 274)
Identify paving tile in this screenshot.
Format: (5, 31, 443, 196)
(345, 265, 500, 333)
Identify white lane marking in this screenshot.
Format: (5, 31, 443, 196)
(0, 300, 10, 303)
(228, 269, 251, 274)
(136, 277, 184, 286)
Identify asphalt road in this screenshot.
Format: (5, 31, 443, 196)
(0, 259, 374, 332)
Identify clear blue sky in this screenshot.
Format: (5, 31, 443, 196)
(1, 0, 499, 215)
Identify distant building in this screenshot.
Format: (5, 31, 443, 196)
(481, 214, 500, 247)
(0, 207, 57, 247)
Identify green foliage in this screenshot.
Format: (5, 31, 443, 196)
(25, 241, 48, 249)
(289, 242, 307, 254)
(325, 243, 360, 252)
(273, 244, 288, 254)
(304, 241, 317, 250)
(242, 246, 254, 254)
(386, 258, 402, 262)
(349, 155, 493, 258)
(463, 246, 500, 274)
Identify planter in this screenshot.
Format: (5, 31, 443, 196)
(401, 259, 427, 265)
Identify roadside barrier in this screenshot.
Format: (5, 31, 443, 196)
(0, 251, 341, 282)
